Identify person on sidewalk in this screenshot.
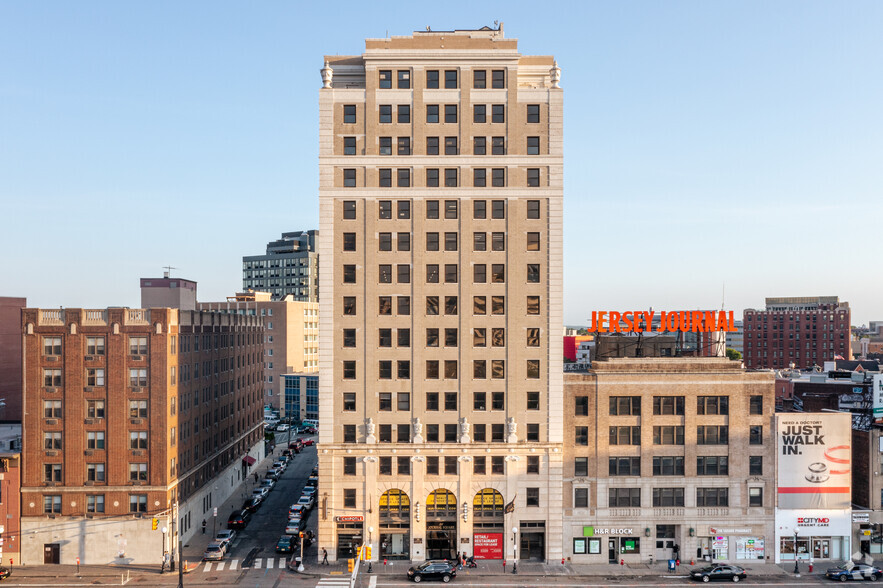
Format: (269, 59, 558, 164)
(322, 548, 329, 565)
(161, 551, 170, 573)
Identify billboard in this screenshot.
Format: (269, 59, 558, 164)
(776, 413, 851, 509)
(873, 374, 883, 422)
(473, 533, 503, 559)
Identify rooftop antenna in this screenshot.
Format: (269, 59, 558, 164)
(721, 282, 726, 310)
(163, 265, 179, 279)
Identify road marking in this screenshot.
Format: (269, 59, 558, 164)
(202, 562, 212, 572)
(254, 558, 262, 568)
(217, 561, 226, 571)
(229, 559, 239, 570)
(369, 575, 377, 588)
(266, 557, 274, 569)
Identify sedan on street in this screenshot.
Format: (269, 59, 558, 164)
(227, 509, 252, 530)
(285, 518, 306, 535)
(408, 561, 457, 583)
(215, 529, 237, 550)
(202, 542, 226, 561)
(276, 535, 295, 553)
(690, 565, 747, 583)
(826, 563, 883, 582)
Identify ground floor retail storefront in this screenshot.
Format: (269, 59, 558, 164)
(566, 520, 772, 565)
(324, 487, 553, 562)
(774, 509, 851, 563)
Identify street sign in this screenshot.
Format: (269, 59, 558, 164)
(213, 507, 218, 517)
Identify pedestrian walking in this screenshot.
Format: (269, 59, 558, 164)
(322, 548, 329, 565)
(502, 559, 506, 573)
(161, 551, 170, 573)
(201, 520, 206, 534)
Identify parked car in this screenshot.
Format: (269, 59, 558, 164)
(260, 478, 276, 491)
(408, 561, 457, 583)
(227, 509, 252, 530)
(297, 494, 316, 510)
(306, 475, 318, 487)
(289, 440, 303, 451)
(276, 424, 289, 432)
(203, 542, 226, 561)
(289, 504, 307, 518)
(689, 565, 747, 583)
(253, 486, 271, 499)
(215, 529, 237, 550)
(285, 518, 306, 535)
(276, 535, 295, 553)
(242, 496, 262, 513)
(282, 449, 292, 458)
(0, 567, 10, 580)
(302, 484, 317, 495)
(301, 438, 315, 446)
(273, 460, 286, 470)
(825, 563, 883, 582)
(264, 470, 279, 481)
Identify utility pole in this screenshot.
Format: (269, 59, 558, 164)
(175, 501, 184, 587)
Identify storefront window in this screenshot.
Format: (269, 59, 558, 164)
(620, 537, 640, 554)
(573, 538, 587, 554)
(735, 537, 764, 560)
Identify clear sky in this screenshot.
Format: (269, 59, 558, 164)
(2, 1, 881, 325)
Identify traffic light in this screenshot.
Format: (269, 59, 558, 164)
(366, 546, 372, 560)
(299, 532, 304, 538)
(151, 518, 158, 531)
(347, 558, 354, 573)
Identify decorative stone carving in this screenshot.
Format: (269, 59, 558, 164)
(507, 417, 518, 443)
(550, 60, 561, 88)
(410, 455, 425, 462)
(412, 418, 423, 444)
(457, 455, 473, 463)
(504, 455, 520, 462)
(459, 417, 471, 444)
(365, 417, 376, 444)
(321, 61, 333, 89)
(363, 456, 378, 463)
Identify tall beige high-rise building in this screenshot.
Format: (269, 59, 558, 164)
(318, 26, 563, 563)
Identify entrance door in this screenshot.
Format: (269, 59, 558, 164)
(656, 539, 674, 562)
(813, 539, 830, 559)
(43, 543, 60, 564)
(427, 525, 456, 560)
(519, 532, 545, 561)
(609, 539, 617, 563)
(336, 534, 362, 561)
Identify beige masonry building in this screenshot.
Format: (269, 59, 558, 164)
(317, 26, 563, 563)
(563, 358, 775, 566)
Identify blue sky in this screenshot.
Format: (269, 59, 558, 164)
(2, 1, 881, 325)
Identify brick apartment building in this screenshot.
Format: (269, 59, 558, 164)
(563, 358, 775, 565)
(318, 26, 564, 562)
(198, 291, 319, 413)
(0, 451, 21, 567)
(743, 296, 851, 370)
(0, 297, 26, 422)
(20, 305, 264, 564)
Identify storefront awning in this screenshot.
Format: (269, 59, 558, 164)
(242, 455, 256, 466)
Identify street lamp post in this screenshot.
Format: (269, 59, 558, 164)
(511, 527, 518, 574)
(161, 527, 168, 573)
(794, 530, 800, 576)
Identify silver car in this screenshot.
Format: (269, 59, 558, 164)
(203, 542, 226, 561)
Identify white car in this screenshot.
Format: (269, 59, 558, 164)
(252, 487, 270, 499)
(215, 529, 237, 550)
(260, 478, 276, 491)
(277, 424, 289, 432)
(297, 494, 316, 510)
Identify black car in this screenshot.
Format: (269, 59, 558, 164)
(227, 509, 252, 530)
(241, 496, 263, 513)
(408, 561, 457, 583)
(826, 563, 883, 581)
(690, 565, 747, 583)
(0, 567, 10, 581)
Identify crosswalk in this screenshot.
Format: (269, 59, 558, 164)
(316, 577, 353, 588)
(199, 557, 290, 572)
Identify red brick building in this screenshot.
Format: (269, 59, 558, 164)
(20, 306, 264, 564)
(0, 297, 26, 422)
(0, 451, 21, 567)
(743, 296, 851, 370)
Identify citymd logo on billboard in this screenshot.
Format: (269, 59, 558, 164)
(776, 413, 851, 509)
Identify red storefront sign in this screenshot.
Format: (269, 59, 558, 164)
(473, 533, 503, 559)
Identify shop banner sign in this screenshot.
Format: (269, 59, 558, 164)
(776, 413, 851, 509)
(473, 533, 503, 559)
(778, 509, 852, 536)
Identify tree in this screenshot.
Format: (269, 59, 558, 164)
(726, 348, 742, 361)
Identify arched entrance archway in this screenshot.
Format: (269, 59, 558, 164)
(379, 489, 410, 560)
(426, 489, 457, 560)
(472, 489, 505, 559)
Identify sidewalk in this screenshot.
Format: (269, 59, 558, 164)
(301, 558, 792, 578)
